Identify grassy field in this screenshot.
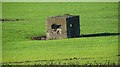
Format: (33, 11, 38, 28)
(2, 2, 119, 65)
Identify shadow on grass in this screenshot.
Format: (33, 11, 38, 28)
(32, 33, 120, 40)
(79, 33, 120, 38)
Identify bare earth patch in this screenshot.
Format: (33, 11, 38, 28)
(32, 36, 46, 40)
(0, 18, 24, 22)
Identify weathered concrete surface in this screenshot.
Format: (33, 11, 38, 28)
(46, 14, 80, 40)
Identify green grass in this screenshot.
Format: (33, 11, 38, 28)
(3, 36, 118, 65)
(2, 2, 119, 65)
